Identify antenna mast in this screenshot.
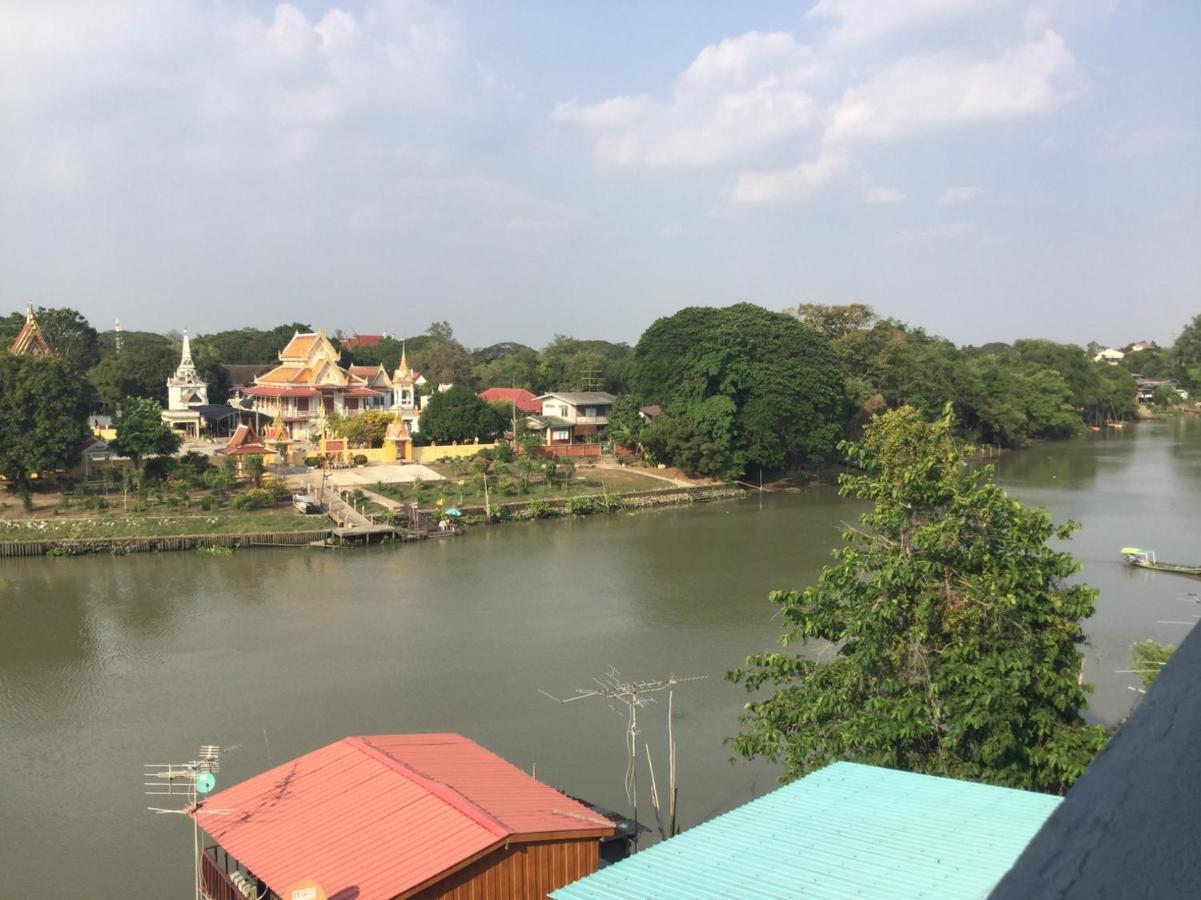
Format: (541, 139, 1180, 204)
(540, 667, 705, 847)
(144, 744, 224, 900)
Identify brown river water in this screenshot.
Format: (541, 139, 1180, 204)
(1, 416, 1198, 897)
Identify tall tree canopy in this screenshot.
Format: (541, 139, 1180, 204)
(0, 354, 90, 499)
(200, 323, 313, 364)
(90, 335, 177, 411)
(419, 385, 507, 443)
(1171, 313, 1201, 392)
(729, 407, 1106, 793)
(632, 303, 845, 478)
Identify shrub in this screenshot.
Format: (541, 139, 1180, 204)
(353, 454, 368, 466)
(525, 499, 556, 519)
(230, 488, 273, 510)
(199, 495, 214, 511)
(303, 456, 320, 467)
(261, 478, 292, 502)
(565, 495, 599, 516)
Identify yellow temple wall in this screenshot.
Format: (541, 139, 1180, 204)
(411, 442, 498, 464)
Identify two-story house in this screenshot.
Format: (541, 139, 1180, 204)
(527, 391, 616, 445)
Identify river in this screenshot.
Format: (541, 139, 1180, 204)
(1, 417, 1198, 897)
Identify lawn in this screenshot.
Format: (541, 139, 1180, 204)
(376, 463, 675, 508)
(0, 507, 323, 542)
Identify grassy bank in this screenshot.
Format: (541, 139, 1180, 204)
(0, 508, 321, 542)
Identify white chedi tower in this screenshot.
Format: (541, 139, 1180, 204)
(167, 331, 208, 411)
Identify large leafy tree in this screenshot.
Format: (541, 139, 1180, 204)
(0, 354, 91, 501)
(90, 337, 177, 411)
(35, 307, 101, 370)
(200, 323, 312, 364)
(729, 406, 1106, 793)
(632, 303, 845, 478)
(419, 385, 506, 443)
(111, 397, 182, 472)
(1171, 313, 1201, 392)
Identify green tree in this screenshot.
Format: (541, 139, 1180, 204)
(200, 323, 313, 364)
(420, 385, 507, 443)
(426, 320, 455, 342)
(607, 394, 644, 448)
(414, 340, 476, 388)
(1170, 313, 1201, 392)
(729, 406, 1106, 793)
(111, 397, 181, 473)
(90, 337, 177, 411)
(244, 454, 265, 488)
(0, 354, 90, 505)
(786, 303, 878, 339)
(329, 411, 393, 447)
(632, 303, 845, 478)
(33, 307, 101, 371)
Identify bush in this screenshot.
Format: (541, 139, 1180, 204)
(303, 456, 320, 467)
(230, 488, 274, 510)
(199, 495, 214, 511)
(525, 499, 556, 519)
(177, 452, 212, 477)
(353, 454, 368, 465)
(143, 456, 175, 484)
(261, 478, 292, 502)
(565, 495, 599, 516)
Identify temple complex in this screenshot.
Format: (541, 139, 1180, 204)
(161, 331, 208, 438)
(7, 305, 52, 356)
(232, 330, 392, 439)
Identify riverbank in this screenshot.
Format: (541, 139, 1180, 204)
(0, 483, 748, 557)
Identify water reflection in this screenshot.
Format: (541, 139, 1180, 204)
(0, 417, 1197, 898)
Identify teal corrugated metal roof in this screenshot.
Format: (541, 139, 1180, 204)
(553, 762, 1061, 900)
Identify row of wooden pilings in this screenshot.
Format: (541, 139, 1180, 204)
(0, 529, 333, 558)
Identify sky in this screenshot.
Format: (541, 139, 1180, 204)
(1, 0, 1197, 349)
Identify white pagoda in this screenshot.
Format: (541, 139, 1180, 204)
(162, 331, 208, 437)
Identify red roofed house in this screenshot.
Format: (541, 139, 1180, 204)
(193, 733, 615, 900)
(479, 387, 541, 415)
(341, 333, 386, 351)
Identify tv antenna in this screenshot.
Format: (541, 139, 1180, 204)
(540, 667, 705, 846)
(145, 744, 231, 900)
(580, 368, 605, 392)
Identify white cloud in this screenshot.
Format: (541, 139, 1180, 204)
(552, 31, 818, 167)
(828, 31, 1084, 143)
(887, 222, 973, 245)
(728, 152, 845, 207)
(940, 186, 986, 205)
(863, 186, 906, 204)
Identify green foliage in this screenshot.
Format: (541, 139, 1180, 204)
(244, 454, 265, 487)
(1129, 640, 1174, 688)
(90, 337, 177, 411)
(414, 340, 476, 387)
(536, 335, 633, 394)
(787, 303, 878, 339)
(729, 406, 1106, 793)
(1170, 314, 1201, 393)
(0, 354, 91, 501)
(200, 323, 312, 364)
(230, 487, 274, 510)
(34, 307, 101, 371)
(420, 385, 507, 443)
(1152, 383, 1179, 408)
(111, 397, 181, 469)
(633, 303, 845, 478)
(329, 410, 393, 447)
(607, 394, 644, 448)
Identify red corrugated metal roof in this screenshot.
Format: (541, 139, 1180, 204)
(192, 734, 612, 900)
(479, 387, 541, 414)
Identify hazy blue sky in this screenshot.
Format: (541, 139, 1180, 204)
(2, 1, 1197, 348)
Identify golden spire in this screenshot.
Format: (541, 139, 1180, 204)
(399, 341, 409, 377)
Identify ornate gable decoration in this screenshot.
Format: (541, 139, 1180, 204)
(8, 305, 52, 356)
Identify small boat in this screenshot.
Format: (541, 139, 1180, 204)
(1121, 547, 1201, 578)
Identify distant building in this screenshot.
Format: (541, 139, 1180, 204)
(1094, 347, 1125, 364)
(191, 733, 615, 900)
(555, 761, 1061, 900)
(480, 386, 542, 414)
(7, 305, 51, 356)
(638, 404, 662, 421)
(528, 391, 616, 445)
(161, 331, 208, 438)
(340, 332, 388, 351)
(1125, 340, 1160, 353)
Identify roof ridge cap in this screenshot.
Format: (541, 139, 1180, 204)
(342, 736, 511, 839)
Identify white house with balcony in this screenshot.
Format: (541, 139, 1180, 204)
(528, 391, 616, 445)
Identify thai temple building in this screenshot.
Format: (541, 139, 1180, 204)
(8, 305, 52, 356)
(391, 343, 422, 434)
(161, 331, 208, 438)
(232, 330, 400, 439)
